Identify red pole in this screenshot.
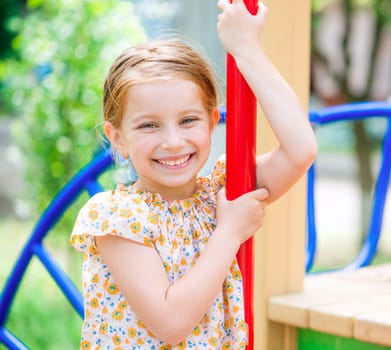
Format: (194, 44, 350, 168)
(225, 1, 258, 349)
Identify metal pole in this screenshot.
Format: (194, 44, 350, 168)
(225, 1, 258, 348)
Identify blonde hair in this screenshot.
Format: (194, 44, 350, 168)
(103, 39, 219, 129)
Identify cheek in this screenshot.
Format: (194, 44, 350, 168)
(126, 135, 158, 156)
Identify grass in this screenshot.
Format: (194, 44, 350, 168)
(0, 218, 83, 349)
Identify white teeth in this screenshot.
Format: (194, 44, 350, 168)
(158, 155, 190, 166)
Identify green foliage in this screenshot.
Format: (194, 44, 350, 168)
(0, 0, 146, 216)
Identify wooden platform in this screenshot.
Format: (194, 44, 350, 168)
(268, 264, 391, 347)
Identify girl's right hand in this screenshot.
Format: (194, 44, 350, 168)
(216, 187, 269, 244)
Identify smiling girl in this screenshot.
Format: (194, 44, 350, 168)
(70, 1, 317, 349)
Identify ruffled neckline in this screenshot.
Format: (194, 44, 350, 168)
(116, 176, 213, 213)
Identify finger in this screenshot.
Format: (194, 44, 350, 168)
(217, 187, 227, 200)
(249, 187, 269, 201)
(257, 1, 268, 17)
(217, 0, 230, 10)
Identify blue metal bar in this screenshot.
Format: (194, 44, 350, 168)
(0, 150, 112, 328)
(305, 164, 317, 272)
(33, 244, 84, 317)
(306, 101, 391, 272)
(0, 328, 28, 350)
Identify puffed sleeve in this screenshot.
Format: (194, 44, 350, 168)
(209, 154, 226, 193)
(70, 189, 158, 255)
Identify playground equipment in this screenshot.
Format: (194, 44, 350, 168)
(225, 0, 258, 347)
(0, 101, 390, 349)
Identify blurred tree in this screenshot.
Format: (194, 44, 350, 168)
(0, 0, 146, 217)
(311, 0, 391, 241)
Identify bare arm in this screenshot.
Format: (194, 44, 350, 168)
(96, 187, 268, 344)
(217, 0, 318, 204)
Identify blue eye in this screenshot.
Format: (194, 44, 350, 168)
(138, 122, 158, 129)
(181, 117, 197, 125)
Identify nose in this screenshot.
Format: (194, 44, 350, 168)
(160, 125, 185, 150)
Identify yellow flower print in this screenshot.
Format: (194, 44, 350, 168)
(233, 305, 240, 313)
(226, 282, 234, 294)
(215, 325, 223, 338)
(91, 274, 99, 283)
(224, 316, 234, 329)
(192, 230, 201, 239)
(89, 244, 98, 255)
(183, 235, 190, 245)
(101, 220, 110, 232)
(172, 239, 178, 249)
(178, 340, 187, 349)
(144, 237, 153, 247)
(208, 336, 218, 346)
(118, 300, 128, 310)
(137, 320, 146, 329)
(157, 234, 166, 245)
(163, 262, 171, 273)
(130, 222, 141, 234)
(180, 258, 187, 266)
(176, 228, 184, 238)
(88, 210, 99, 220)
(230, 266, 242, 281)
(159, 346, 172, 350)
(238, 320, 248, 332)
(107, 283, 119, 295)
(132, 197, 142, 205)
(239, 341, 247, 348)
(100, 323, 108, 334)
(192, 326, 201, 336)
(137, 338, 145, 345)
(127, 327, 137, 338)
(202, 206, 212, 215)
(112, 334, 121, 345)
(80, 340, 91, 349)
(112, 309, 124, 321)
(217, 301, 222, 312)
(183, 199, 192, 209)
(169, 205, 179, 214)
(120, 208, 133, 218)
(222, 342, 231, 349)
(89, 298, 99, 309)
(148, 214, 158, 224)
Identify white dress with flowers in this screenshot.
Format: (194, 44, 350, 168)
(70, 156, 248, 350)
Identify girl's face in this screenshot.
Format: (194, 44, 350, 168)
(105, 78, 219, 200)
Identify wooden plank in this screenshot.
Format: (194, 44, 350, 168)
(310, 294, 391, 337)
(268, 264, 391, 347)
(253, 0, 311, 349)
(354, 309, 391, 346)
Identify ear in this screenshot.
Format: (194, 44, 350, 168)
(210, 107, 220, 132)
(103, 122, 127, 157)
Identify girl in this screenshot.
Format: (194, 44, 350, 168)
(70, 1, 317, 349)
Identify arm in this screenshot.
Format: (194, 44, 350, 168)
(96, 187, 268, 344)
(217, 0, 318, 204)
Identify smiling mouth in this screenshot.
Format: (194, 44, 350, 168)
(156, 154, 192, 167)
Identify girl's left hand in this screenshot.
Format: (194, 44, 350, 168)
(217, 0, 268, 58)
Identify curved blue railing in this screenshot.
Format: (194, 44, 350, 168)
(0, 149, 114, 349)
(306, 101, 391, 272)
(1, 102, 391, 348)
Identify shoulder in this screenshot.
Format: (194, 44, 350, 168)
(70, 188, 157, 253)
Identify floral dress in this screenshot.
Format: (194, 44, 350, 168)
(70, 156, 248, 349)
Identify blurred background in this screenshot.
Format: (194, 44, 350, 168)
(0, 0, 390, 348)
